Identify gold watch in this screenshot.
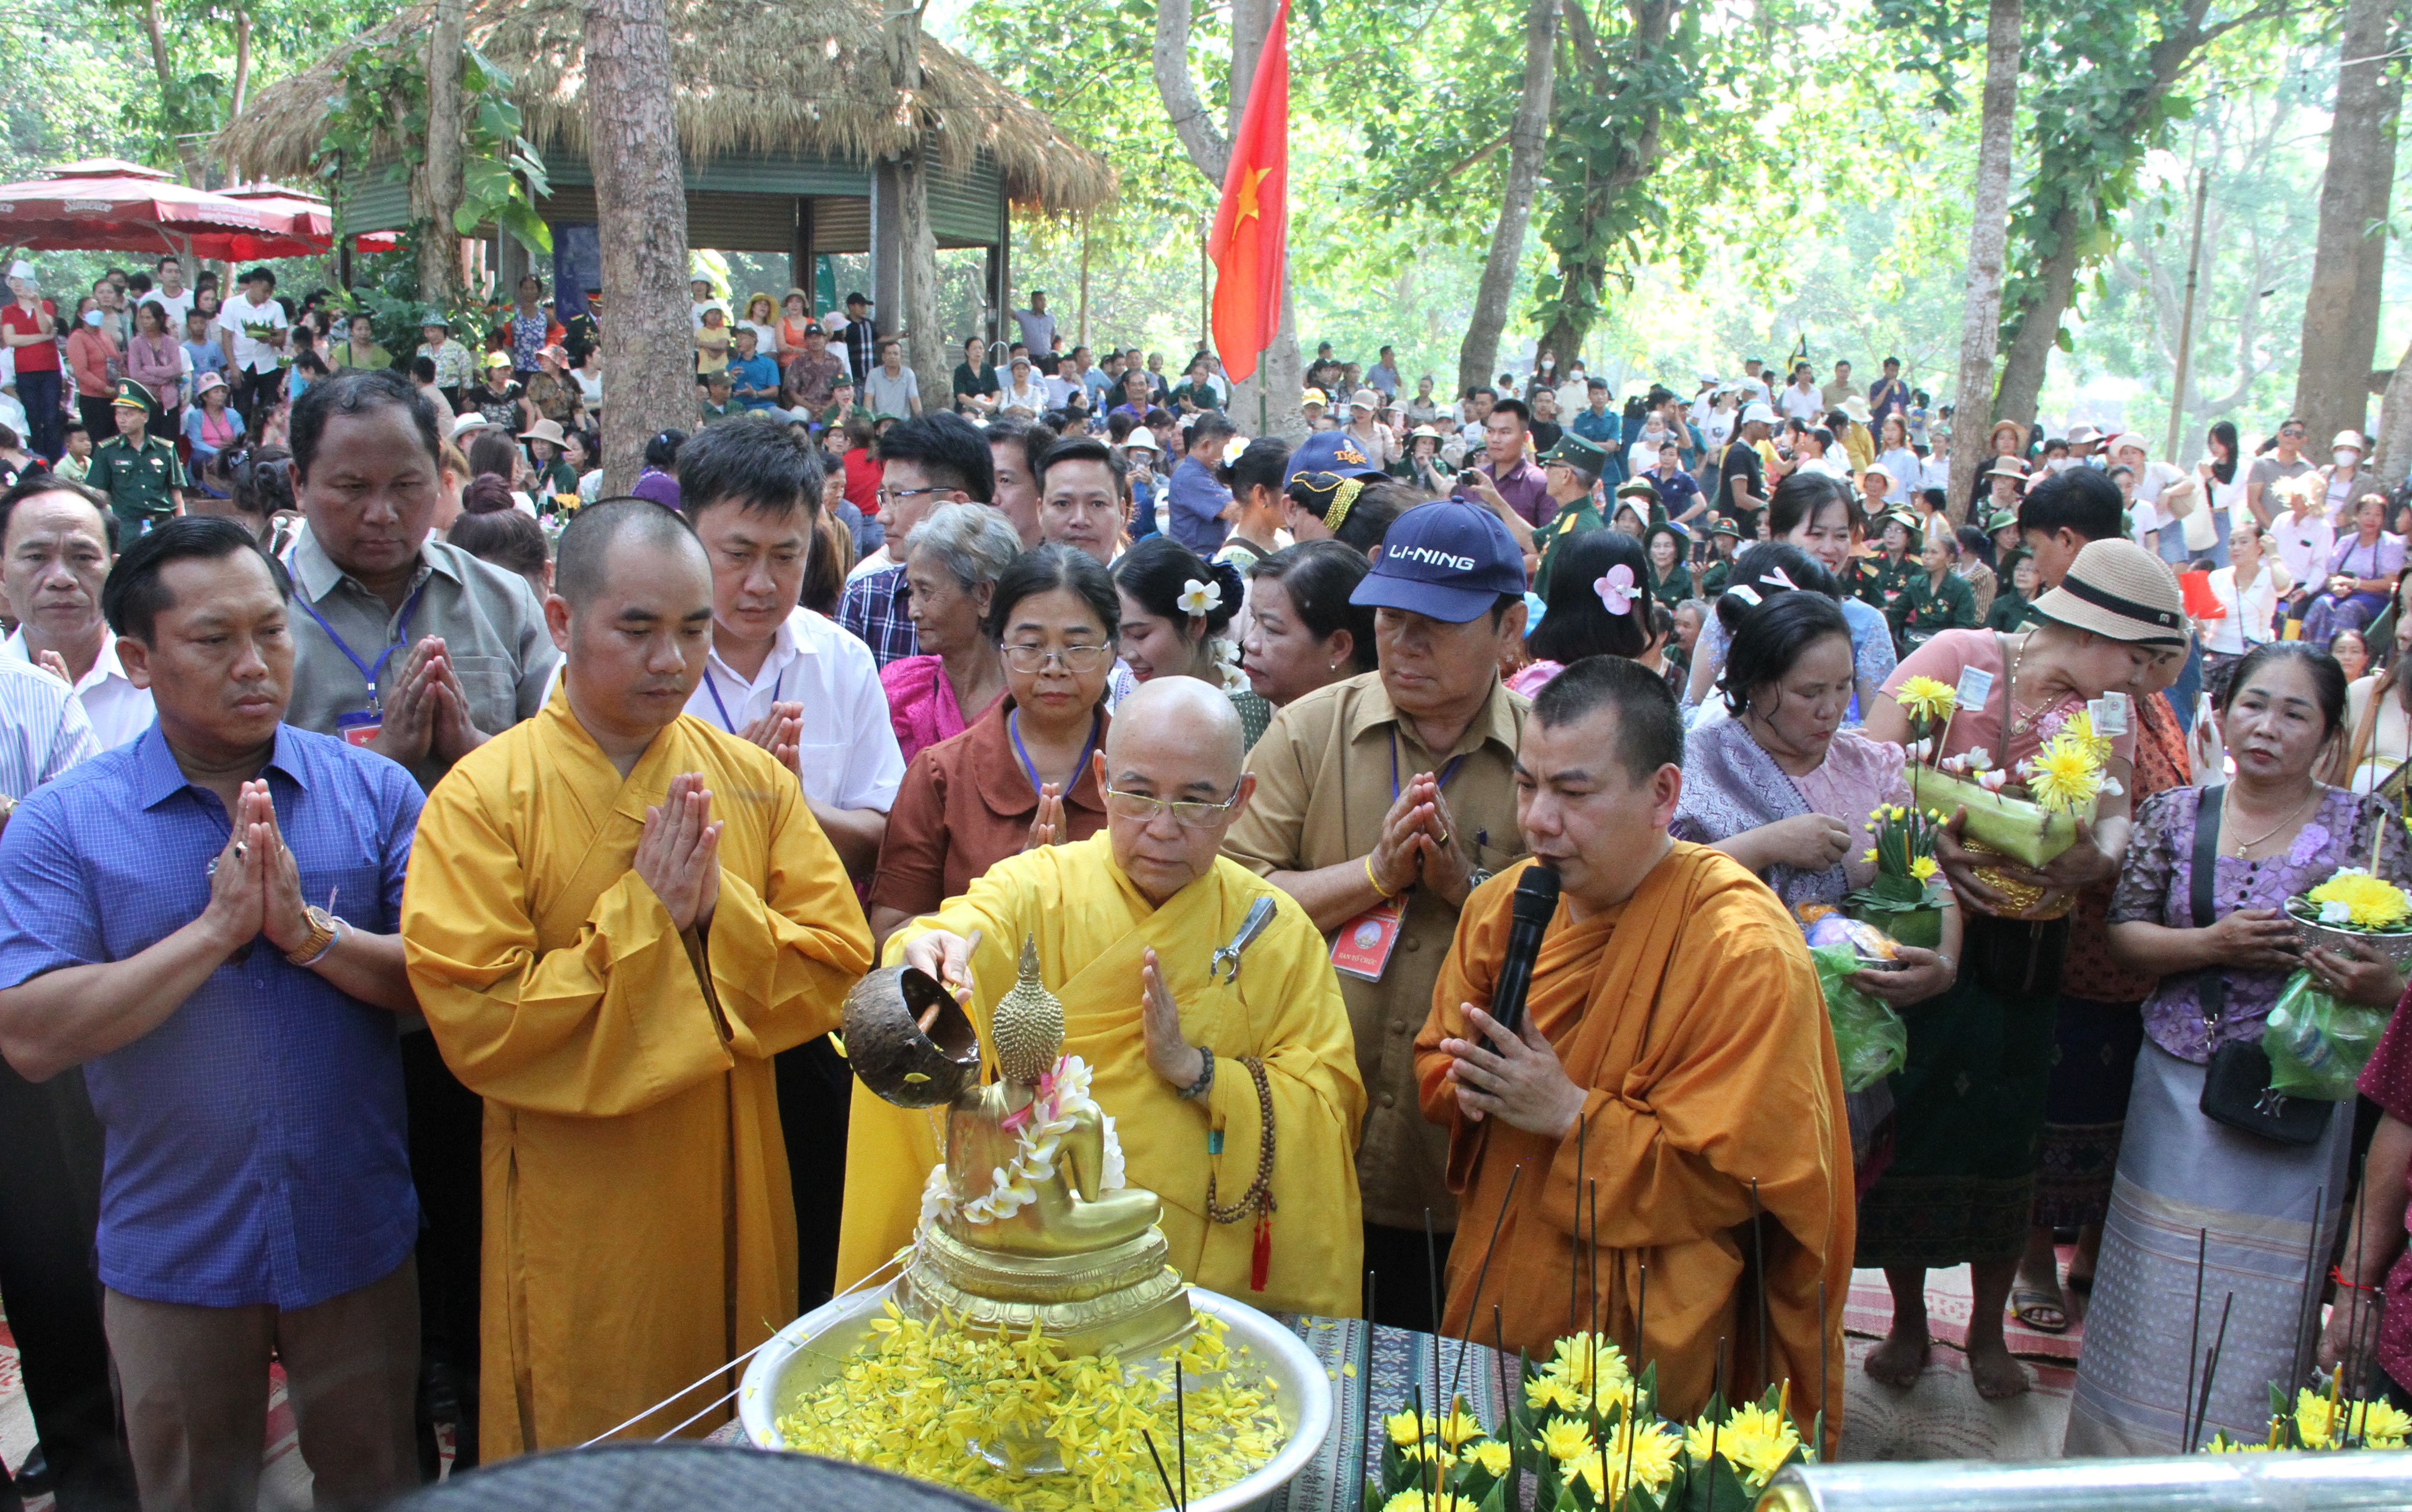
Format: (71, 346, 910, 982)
(285, 905, 339, 966)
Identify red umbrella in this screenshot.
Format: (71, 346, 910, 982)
(0, 159, 305, 256)
(216, 183, 401, 256)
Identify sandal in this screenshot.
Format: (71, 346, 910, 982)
(2010, 1285, 2071, 1334)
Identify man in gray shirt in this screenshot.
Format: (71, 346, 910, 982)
(2246, 415, 2315, 527)
(280, 370, 558, 1472)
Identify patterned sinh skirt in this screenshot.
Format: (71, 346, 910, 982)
(2032, 995, 2146, 1231)
(2062, 1041, 2349, 1455)
(1854, 911, 2067, 1269)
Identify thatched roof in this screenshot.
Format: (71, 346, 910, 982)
(213, 0, 1115, 216)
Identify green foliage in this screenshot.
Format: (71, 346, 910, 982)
(317, 39, 551, 256)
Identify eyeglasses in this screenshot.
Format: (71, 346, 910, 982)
(1001, 642, 1111, 673)
(2281, 427, 2308, 438)
(1102, 782, 1242, 829)
(875, 485, 952, 508)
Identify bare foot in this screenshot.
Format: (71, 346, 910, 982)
(1863, 1324, 1931, 1388)
(1967, 1338, 2032, 1401)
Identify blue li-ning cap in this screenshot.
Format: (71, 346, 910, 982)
(1349, 500, 1528, 622)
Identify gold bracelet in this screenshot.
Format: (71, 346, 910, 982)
(1364, 854, 1396, 900)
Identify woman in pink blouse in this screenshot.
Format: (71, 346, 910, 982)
(880, 501, 1019, 766)
(125, 299, 184, 434)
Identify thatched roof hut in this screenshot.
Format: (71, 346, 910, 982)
(215, 0, 1115, 218)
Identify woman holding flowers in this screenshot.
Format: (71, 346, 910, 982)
(2064, 641, 2412, 1453)
(1672, 586, 1962, 1186)
(1857, 538, 2183, 1403)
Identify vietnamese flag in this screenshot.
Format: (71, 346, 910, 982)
(1207, 0, 1291, 382)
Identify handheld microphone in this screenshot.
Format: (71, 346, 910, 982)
(1485, 865, 1561, 1038)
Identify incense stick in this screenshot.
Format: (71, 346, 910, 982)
(1357, 1271, 1375, 1511)
(2182, 1227, 2206, 1450)
(1708, 1335, 1728, 1472)
(1572, 1113, 1589, 1334)
(1492, 1304, 1516, 1488)
(2291, 1184, 2327, 1394)
(1140, 1429, 1182, 1512)
(2190, 1292, 2235, 1450)
(1421, 1207, 1443, 1475)
(1411, 1386, 1431, 1512)
(1448, 1163, 1523, 1411)
(1175, 1358, 1188, 1512)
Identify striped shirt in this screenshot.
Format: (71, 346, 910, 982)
(0, 657, 99, 797)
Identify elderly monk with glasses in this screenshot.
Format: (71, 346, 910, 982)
(838, 675, 1367, 1316)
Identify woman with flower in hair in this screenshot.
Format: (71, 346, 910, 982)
(1671, 555, 1959, 1186)
(1110, 534, 1273, 747)
(2066, 640, 2412, 1453)
(1509, 528, 1654, 696)
(1857, 537, 2181, 1405)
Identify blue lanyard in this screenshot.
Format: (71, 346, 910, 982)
(297, 577, 430, 711)
(1009, 708, 1101, 803)
(1389, 729, 1468, 802)
(702, 661, 788, 734)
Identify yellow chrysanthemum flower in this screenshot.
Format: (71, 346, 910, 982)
(2295, 1387, 2340, 1449)
(1536, 1415, 1595, 1463)
(1716, 1404, 1804, 1485)
(1385, 1409, 1426, 1447)
(1895, 675, 1957, 724)
(2351, 1396, 2412, 1447)
(1910, 856, 1938, 881)
(2058, 709, 2113, 762)
(1545, 1333, 1633, 1401)
(1573, 1418, 1681, 1502)
(2028, 736, 2104, 812)
(2305, 868, 2412, 929)
(1862, 847, 1879, 865)
(1433, 1400, 1485, 1450)
(1460, 1438, 1512, 1475)
(1380, 1492, 1473, 1512)
(1524, 1372, 1578, 1415)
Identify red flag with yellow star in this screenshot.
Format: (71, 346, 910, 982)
(1207, 0, 1290, 383)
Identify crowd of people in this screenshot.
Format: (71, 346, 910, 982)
(0, 254, 2410, 1512)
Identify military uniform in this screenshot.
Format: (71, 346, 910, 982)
(1889, 568, 1979, 655)
(1856, 554, 1921, 614)
(91, 380, 184, 530)
(1530, 434, 1612, 599)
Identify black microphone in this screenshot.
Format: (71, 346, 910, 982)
(1485, 865, 1561, 1038)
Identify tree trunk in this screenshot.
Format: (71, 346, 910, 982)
(883, 0, 948, 405)
(1157, 0, 1300, 429)
(1533, 0, 1679, 370)
(1990, 201, 2079, 429)
(2372, 332, 2412, 491)
(583, 0, 691, 494)
(230, 5, 253, 126)
(139, 0, 205, 184)
(1458, 0, 1559, 396)
(420, 0, 467, 309)
(1946, 0, 2023, 522)
(2294, 0, 2404, 443)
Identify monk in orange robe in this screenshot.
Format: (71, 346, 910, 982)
(1412, 656, 1852, 1435)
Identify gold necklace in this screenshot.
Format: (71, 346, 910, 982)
(2007, 635, 2039, 736)
(2224, 787, 2321, 858)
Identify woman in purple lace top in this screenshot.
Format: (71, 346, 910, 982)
(2068, 643, 2412, 1455)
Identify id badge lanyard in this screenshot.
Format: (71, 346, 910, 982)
(301, 579, 430, 743)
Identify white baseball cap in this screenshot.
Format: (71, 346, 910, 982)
(2333, 429, 2368, 453)
(5, 260, 32, 282)
(1739, 402, 1776, 426)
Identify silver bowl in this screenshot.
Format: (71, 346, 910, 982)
(737, 1278, 1332, 1512)
(2287, 911, 2412, 970)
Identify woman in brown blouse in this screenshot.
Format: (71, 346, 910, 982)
(867, 544, 1120, 944)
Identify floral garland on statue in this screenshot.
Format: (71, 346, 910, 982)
(918, 1054, 1127, 1230)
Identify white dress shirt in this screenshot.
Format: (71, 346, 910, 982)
(2202, 564, 2281, 656)
(683, 607, 904, 813)
(4, 629, 155, 751)
(0, 656, 98, 797)
(2268, 506, 2336, 590)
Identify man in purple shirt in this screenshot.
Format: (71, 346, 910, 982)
(1453, 396, 1552, 529)
(1167, 411, 1237, 553)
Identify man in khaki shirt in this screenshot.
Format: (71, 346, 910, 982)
(1222, 500, 1530, 1331)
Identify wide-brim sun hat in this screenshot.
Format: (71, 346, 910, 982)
(1984, 457, 2029, 482)
(2029, 538, 2188, 645)
(519, 419, 567, 448)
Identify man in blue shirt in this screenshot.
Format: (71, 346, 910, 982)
(1167, 411, 1237, 553)
(1568, 377, 1624, 487)
(0, 517, 424, 1512)
(725, 327, 781, 412)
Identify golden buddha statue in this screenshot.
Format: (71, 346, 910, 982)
(844, 935, 1193, 1359)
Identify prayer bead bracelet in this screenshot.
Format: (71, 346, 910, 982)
(1205, 1055, 1278, 1226)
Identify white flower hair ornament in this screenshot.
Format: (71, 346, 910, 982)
(1595, 564, 1637, 616)
(1178, 577, 1223, 616)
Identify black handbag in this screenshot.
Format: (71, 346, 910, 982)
(2191, 785, 2335, 1146)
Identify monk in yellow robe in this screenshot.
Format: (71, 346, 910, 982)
(836, 677, 1365, 1316)
(402, 500, 872, 1456)
(1412, 657, 1851, 1436)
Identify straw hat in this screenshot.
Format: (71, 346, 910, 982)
(519, 419, 567, 448)
(1983, 457, 2029, 483)
(2028, 539, 2188, 645)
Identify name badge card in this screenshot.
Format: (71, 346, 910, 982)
(1954, 666, 1995, 712)
(1331, 897, 1407, 982)
(336, 709, 382, 749)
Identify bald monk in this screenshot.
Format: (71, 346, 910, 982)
(1414, 655, 1851, 1434)
(401, 500, 873, 1455)
(836, 677, 1366, 1315)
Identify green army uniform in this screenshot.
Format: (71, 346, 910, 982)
(1987, 589, 2032, 632)
(1696, 519, 1743, 598)
(1890, 568, 1979, 655)
(1531, 435, 1612, 599)
(1859, 554, 1922, 614)
(91, 380, 184, 530)
(1650, 560, 1695, 612)
(697, 394, 743, 427)
(1168, 381, 1223, 412)
(820, 400, 875, 431)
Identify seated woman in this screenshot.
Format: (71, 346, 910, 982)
(182, 371, 245, 485)
(868, 545, 1119, 945)
(1507, 528, 1653, 697)
(1985, 550, 2036, 631)
(1109, 535, 1272, 746)
(1644, 521, 1693, 611)
(2300, 493, 2404, 646)
(1238, 540, 1376, 710)
(2066, 642, 2412, 1453)
(2337, 575, 2412, 796)
(1890, 521, 1980, 657)
(1671, 585, 1962, 1186)
(883, 502, 1023, 767)
(2331, 627, 2372, 684)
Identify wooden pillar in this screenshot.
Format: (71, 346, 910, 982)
(991, 191, 1011, 354)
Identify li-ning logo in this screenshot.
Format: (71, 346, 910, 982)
(1393, 544, 1477, 571)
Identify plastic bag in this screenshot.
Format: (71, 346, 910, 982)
(1809, 942, 1909, 1092)
(2262, 971, 2390, 1102)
